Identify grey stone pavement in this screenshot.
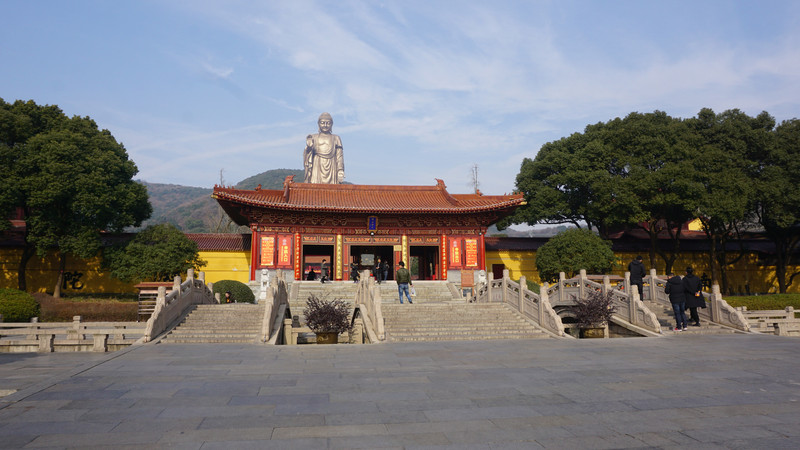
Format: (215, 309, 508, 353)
(1, 334, 800, 449)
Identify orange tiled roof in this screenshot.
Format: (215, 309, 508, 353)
(185, 233, 251, 251)
(212, 178, 523, 214)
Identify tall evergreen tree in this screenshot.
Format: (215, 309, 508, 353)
(0, 98, 151, 295)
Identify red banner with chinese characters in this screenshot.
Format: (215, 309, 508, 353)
(278, 235, 292, 266)
(260, 236, 275, 267)
(465, 238, 478, 267)
(450, 238, 461, 268)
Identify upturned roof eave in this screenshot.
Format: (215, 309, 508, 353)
(213, 194, 522, 215)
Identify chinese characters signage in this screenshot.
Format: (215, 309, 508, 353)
(260, 236, 275, 266)
(465, 238, 478, 267)
(450, 239, 461, 267)
(278, 235, 292, 266)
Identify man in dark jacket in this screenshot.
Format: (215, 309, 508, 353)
(683, 266, 705, 326)
(628, 256, 646, 300)
(665, 272, 687, 331)
(373, 257, 382, 284)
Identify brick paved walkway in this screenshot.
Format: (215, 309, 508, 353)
(2, 334, 800, 448)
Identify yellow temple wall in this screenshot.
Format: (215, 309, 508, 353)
(486, 249, 800, 295)
(2, 245, 797, 295)
(0, 249, 250, 294)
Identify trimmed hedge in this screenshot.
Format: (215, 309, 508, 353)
(0, 288, 41, 322)
(725, 294, 800, 315)
(212, 280, 256, 303)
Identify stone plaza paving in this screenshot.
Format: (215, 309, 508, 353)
(1, 334, 800, 448)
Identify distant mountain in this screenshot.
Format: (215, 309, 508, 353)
(138, 168, 303, 233)
(236, 168, 303, 190)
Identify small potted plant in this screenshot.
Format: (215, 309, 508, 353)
(303, 294, 354, 344)
(573, 290, 617, 338)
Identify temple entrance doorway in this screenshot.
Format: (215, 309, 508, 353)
(349, 245, 394, 281)
(302, 244, 333, 281)
(410, 246, 439, 280)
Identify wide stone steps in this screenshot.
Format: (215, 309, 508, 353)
(161, 303, 264, 344)
(382, 303, 551, 342)
(643, 299, 739, 335)
(288, 280, 460, 322)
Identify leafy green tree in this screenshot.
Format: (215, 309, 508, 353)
(504, 111, 703, 274)
(535, 228, 617, 283)
(688, 108, 774, 294)
(0, 99, 151, 295)
(104, 224, 206, 283)
(598, 111, 703, 274)
(753, 118, 800, 292)
(502, 127, 622, 237)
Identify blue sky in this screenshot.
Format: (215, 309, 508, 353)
(2, 0, 798, 196)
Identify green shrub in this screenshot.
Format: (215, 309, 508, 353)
(725, 294, 800, 317)
(212, 280, 255, 303)
(0, 289, 41, 322)
(535, 228, 617, 283)
(523, 279, 540, 294)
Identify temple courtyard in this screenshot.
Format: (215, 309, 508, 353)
(1, 334, 800, 448)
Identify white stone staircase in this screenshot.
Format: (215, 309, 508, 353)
(382, 302, 552, 342)
(642, 299, 740, 335)
(160, 303, 265, 344)
(288, 280, 460, 318)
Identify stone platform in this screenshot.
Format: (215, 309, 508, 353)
(1, 334, 800, 448)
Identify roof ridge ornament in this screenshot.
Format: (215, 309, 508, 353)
(283, 175, 294, 201)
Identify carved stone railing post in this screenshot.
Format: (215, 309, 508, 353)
(630, 284, 640, 324)
(172, 275, 181, 295)
(518, 275, 526, 314)
(187, 268, 194, 281)
(198, 271, 205, 282)
(559, 272, 566, 303)
(487, 272, 494, 303)
(648, 268, 658, 301)
(38, 333, 54, 352)
(68, 316, 83, 340)
(579, 269, 587, 300)
(92, 333, 108, 352)
(624, 271, 631, 297)
(502, 269, 509, 304)
(539, 282, 549, 326)
(710, 284, 722, 322)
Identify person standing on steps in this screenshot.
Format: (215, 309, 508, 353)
(683, 266, 705, 326)
(664, 271, 687, 331)
(373, 257, 382, 284)
(320, 259, 329, 283)
(381, 258, 389, 282)
(396, 261, 413, 304)
(628, 255, 646, 300)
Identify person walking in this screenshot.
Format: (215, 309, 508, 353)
(628, 255, 646, 300)
(320, 259, 329, 283)
(683, 266, 705, 326)
(381, 258, 389, 282)
(664, 272, 687, 331)
(396, 261, 413, 304)
(373, 257, 382, 284)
